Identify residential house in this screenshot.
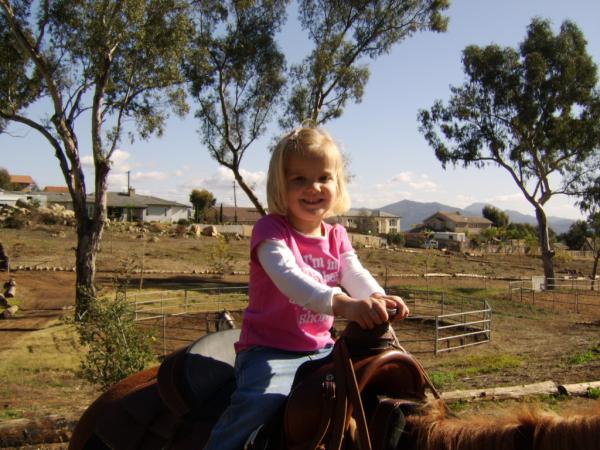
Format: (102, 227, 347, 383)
(0, 189, 47, 207)
(43, 189, 190, 223)
(9, 175, 37, 192)
(205, 205, 263, 224)
(422, 211, 493, 235)
(333, 209, 401, 235)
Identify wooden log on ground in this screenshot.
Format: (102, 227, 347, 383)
(439, 380, 559, 402)
(558, 381, 600, 396)
(0, 414, 78, 447)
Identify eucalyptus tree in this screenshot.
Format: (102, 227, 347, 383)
(418, 19, 600, 287)
(186, 0, 288, 216)
(280, 0, 449, 128)
(578, 175, 600, 288)
(0, 0, 193, 316)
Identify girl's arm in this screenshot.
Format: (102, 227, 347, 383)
(256, 239, 341, 315)
(339, 251, 410, 324)
(339, 251, 384, 299)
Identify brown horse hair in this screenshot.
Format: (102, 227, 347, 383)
(404, 399, 600, 450)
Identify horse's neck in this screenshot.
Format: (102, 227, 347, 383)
(405, 403, 600, 450)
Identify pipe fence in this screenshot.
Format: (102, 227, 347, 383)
(128, 286, 492, 356)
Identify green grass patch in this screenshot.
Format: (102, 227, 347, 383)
(0, 321, 82, 381)
(429, 353, 524, 389)
(568, 343, 600, 365)
(0, 407, 24, 420)
(428, 371, 457, 389)
(588, 387, 600, 399)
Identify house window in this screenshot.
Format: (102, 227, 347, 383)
(389, 219, 397, 227)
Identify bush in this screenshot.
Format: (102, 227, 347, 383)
(73, 287, 156, 391)
(209, 235, 234, 274)
(385, 232, 405, 247)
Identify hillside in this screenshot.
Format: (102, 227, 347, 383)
(379, 199, 575, 233)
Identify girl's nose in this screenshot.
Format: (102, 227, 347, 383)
(307, 180, 321, 191)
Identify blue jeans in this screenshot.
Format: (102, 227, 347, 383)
(203, 345, 332, 450)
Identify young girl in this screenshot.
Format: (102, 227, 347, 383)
(203, 127, 409, 450)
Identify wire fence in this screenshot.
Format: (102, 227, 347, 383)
(508, 278, 600, 315)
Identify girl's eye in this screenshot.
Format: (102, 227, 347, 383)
(319, 175, 333, 182)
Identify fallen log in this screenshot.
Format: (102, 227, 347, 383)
(0, 414, 77, 448)
(558, 381, 600, 396)
(440, 380, 559, 402)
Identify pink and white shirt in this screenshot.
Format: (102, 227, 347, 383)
(235, 214, 384, 353)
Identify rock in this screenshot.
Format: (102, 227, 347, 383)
(202, 225, 220, 237)
(2, 305, 19, 319)
(0, 294, 8, 308)
(189, 224, 202, 237)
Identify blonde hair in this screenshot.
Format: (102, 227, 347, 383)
(267, 127, 351, 217)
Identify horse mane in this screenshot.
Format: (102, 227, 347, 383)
(405, 399, 600, 450)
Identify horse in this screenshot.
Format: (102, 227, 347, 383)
(68, 319, 600, 450)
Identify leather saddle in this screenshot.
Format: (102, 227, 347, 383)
(73, 324, 434, 450)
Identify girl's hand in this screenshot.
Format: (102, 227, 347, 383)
(332, 293, 390, 329)
(370, 293, 409, 321)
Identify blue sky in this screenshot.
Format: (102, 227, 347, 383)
(2, 0, 600, 220)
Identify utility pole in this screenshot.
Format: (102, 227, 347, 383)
(233, 180, 238, 224)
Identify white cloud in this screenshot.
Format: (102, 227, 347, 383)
(177, 167, 267, 206)
(132, 171, 168, 182)
(81, 155, 94, 167)
(389, 172, 438, 191)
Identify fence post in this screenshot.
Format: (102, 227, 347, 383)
(575, 291, 579, 314)
(163, 314, 167, 357)
(434, 316, 439, 355)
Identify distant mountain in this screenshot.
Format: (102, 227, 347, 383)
(379, 199, 575, 234)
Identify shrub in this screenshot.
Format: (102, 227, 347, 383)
(385, 232, 405, 247)
(73, 286, 156, 391)
(208, 235, 234, 274)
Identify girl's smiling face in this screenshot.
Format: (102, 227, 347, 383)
(285, 152, 338, 236)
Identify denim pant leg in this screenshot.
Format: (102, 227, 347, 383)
(203, 346, 332, 450)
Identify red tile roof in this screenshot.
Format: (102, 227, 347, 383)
(43, 186, 70, 193)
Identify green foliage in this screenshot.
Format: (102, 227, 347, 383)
(385, 231, 405, 247)
(589, 387, 600, 399)
(0, 167, 10, 189)
(73, 288, 156, 391)
(418, 18, 600, 282)
(189, 189, 216, 223)
(560, 220, 590, 250)
(282, 0, 449, 128)
(1, 0, 196, 316)
(186, 0, 287, 215)
(482, 205, 509, 228)
(208, 235, 234, 275)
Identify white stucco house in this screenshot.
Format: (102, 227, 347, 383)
(43, 189, 190, 223)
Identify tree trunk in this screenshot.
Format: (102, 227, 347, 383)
(535, 206, 555, 289)
(74, 224, 100, 319)
(73, 163, 109, 319)
(233, 169, 267, 216)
